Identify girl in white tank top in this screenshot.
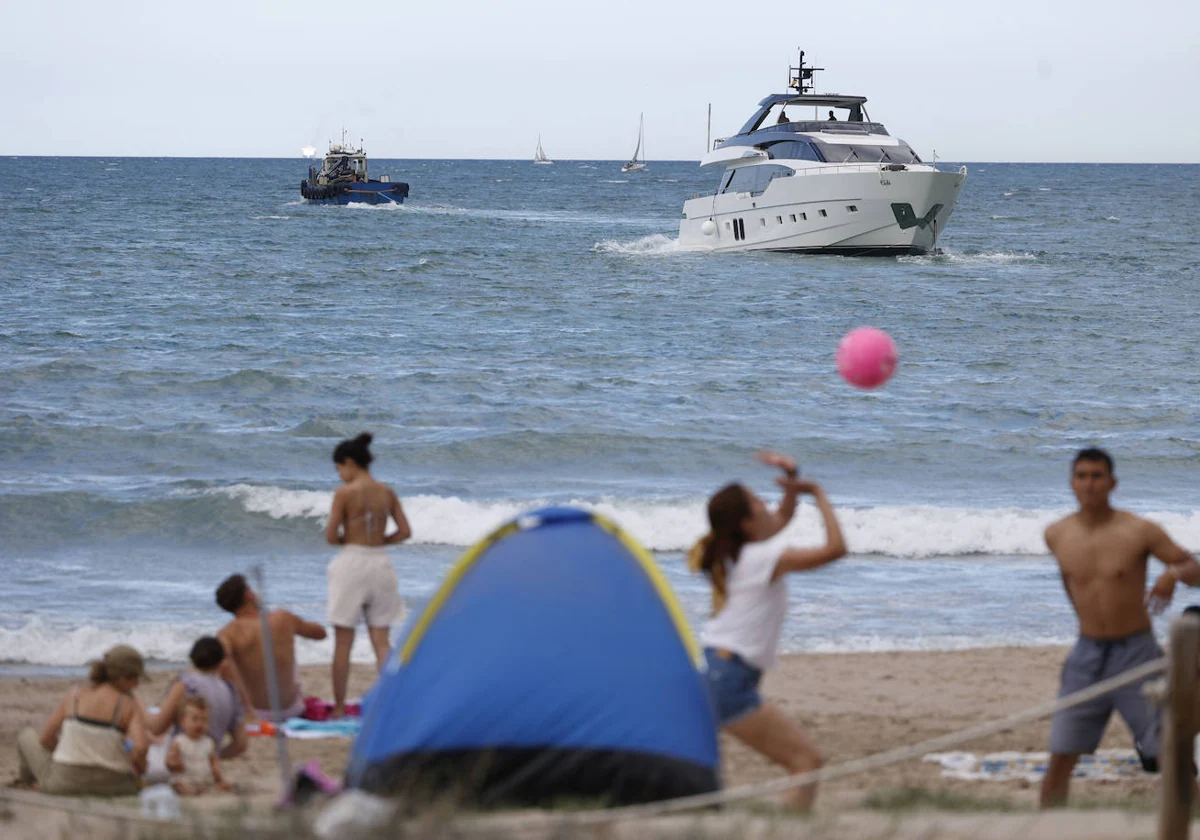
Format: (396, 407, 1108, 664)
(688, 451, 846, 812)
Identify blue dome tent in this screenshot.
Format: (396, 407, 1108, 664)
(346, 507, 719, 807)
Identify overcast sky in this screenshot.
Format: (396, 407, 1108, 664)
(4, 0, 1197, 161)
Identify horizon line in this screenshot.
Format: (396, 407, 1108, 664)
(2, 154, 1199, 165)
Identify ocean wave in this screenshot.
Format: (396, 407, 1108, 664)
(249, 215, 291, 220)
(209, 485, 1200, 557)
(0, 616, 385, 668)
(592, 234, 681, 257)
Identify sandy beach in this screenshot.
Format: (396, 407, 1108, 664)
(1, 644, 1157, 817)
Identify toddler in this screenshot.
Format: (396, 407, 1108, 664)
(167, 696, 230, 795)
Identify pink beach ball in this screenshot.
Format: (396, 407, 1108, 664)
(836, 327, 898, 389)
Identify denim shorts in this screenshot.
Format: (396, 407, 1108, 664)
(704, 647, 764, 726)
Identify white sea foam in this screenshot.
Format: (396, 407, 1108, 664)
(341, 201, 410, 212)
(599, 179, 630, 184)
(208, 484, 1200, 557)
(0, 616, 383, 667)
(592, 234, 681, 257)
(1105, 216, 1120, 221)
(796, 632, 1076, 654)
(249, 215, 290, 220)
(899, 250, 1038, 266)
(0, 615, 1076, 667)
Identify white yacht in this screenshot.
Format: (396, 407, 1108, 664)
(533, 136, 553, 165)
(679, 51, 967, 256)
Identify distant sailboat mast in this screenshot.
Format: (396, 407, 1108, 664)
(621, 114, 647, 172)
(534, 135, 553, 164)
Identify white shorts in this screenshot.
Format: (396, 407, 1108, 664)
(327, 545, 403, 629)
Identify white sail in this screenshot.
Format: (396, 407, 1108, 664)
(534, 135, 553, 164)
(621, 115, 647, 172)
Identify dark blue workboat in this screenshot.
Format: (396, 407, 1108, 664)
(301, 137, 409, 205)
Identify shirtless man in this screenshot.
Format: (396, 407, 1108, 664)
(215, 574, 327, 722)
(1040, 447, 1200, 807)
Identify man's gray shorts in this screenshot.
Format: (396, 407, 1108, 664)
(1049, 630, 1162, 763)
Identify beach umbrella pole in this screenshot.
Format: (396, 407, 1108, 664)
(252, 565, 294, 793)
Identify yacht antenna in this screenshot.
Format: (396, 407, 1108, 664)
(788, 48, 823, 94)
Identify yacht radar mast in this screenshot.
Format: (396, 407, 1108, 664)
(788, 49, 824, 94)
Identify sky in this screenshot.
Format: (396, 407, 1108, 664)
(3, 0, 1198, 162)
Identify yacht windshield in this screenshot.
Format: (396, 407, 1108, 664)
(815, 143, 922, 164)
(762, 140, 823, 162)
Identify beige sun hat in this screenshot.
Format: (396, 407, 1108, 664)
(102, 645, 148, 681)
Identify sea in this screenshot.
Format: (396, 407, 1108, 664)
(2, 157, 1199, 672)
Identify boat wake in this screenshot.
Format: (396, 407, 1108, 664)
(898, 249, 1039, 265)
(592, 234, 682, 257)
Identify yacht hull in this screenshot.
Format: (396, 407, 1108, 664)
(679, 166, 966, 256)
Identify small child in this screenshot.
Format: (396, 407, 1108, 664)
(167, 696, 230, 795)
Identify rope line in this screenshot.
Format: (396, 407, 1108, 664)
(458, 655, 1168, 833)
(0, 655, 1170, 835)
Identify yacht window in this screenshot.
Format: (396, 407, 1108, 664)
(789, 214, 797, 222)
(847, 205, 858, 212)
(720, 164, 794, 197)
(763, 140, 824, 162)
(819, 209, 827, 217)
(760, 218, 766, 227)
(776, 216, 783, 224)
(800, 212, 807, 221)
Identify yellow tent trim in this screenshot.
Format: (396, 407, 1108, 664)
(592, 515, 702, 665)
(397, 511, 701, 667)
(397, 521, 520, 664)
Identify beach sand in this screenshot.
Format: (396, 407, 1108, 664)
(0, 646, 1161, 835)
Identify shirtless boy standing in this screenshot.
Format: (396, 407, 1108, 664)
(1040, 447, 1200, 807)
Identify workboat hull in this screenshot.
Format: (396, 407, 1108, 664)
(300, 180, 410, 205)
(679, 165, 966, 256)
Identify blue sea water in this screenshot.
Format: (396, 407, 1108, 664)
(1, 157, 1199, 667)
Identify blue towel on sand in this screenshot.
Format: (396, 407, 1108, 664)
(283, 718, 362, 739)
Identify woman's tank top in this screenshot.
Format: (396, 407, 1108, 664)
(52, 689, 134, 775)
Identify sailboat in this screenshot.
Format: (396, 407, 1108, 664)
(533, 135, 553, 165)
(621, 114, 647, 172)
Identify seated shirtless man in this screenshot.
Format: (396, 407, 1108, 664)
(1040, 447, 1200, 807)
(215, 575, 327, 722)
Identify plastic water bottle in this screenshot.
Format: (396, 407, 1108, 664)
(139, 784, 181, 820)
